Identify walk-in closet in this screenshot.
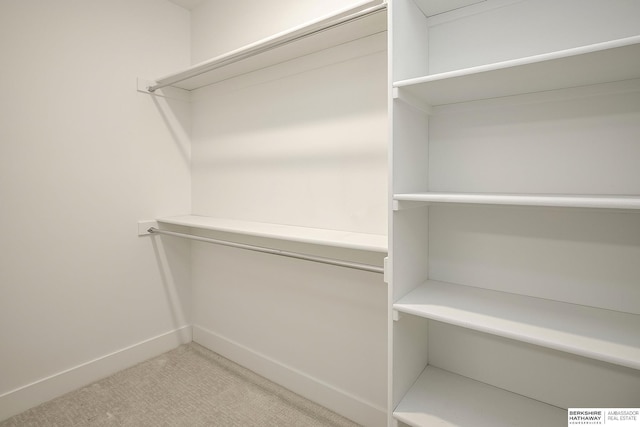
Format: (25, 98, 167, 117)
(1, 1, 638, 426)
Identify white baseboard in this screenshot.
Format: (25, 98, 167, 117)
(192, 324, 387, 427)
(0, 325, 192, 422)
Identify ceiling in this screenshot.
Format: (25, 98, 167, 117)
(168, 0, 203, 10)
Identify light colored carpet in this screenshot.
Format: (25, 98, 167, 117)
(1, 343, 361, 426)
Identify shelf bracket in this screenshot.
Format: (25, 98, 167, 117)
(137, 220, 158, 236)
(392, 309, 401, 322)
(383, 257, 390, 284)
(136, 78, 190, 101)
(393, 87, 432, 115)
(393, 200, 430, 211)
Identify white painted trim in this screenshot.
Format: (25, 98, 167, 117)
(0, 326, 192, 422)
(192, 324, 387, 427)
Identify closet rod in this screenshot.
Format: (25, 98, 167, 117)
(148, 227, 384, 274)
(147, 2, 387, 92)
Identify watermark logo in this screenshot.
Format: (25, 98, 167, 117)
(568, 409, 640, 426)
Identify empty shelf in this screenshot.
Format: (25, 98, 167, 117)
(394, 35, 640, 106)
(149, 1, 386, 91)
(393, 192, 640, 209)
(394, 280, 640, 370)
(156, 215, 387, 253)
(394, 366, 565, 427)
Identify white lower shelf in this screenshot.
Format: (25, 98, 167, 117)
(393, 192, 640, 210)
(394, 281, 640, 370)
(156, 215, 387, 253)
(394, 366, 566, 427)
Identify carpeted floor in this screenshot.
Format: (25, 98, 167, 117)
(1, 343, 361, 426)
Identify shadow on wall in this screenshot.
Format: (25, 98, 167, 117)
(150, 234, 191, 329)
(150, 90, 191, 166)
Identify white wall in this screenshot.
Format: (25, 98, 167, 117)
(0, 0, 192, 420)
(187, 1, 389, 425)
(190, 34, 388, 233)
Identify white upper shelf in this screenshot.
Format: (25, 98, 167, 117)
(394, 35, 640, 106)
(149, 0, 387, 92)
(394, 280, 640, 370)
(156, 215, 387, 253)
(393, 192, 640, 210)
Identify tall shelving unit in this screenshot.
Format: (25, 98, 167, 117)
(388, 0, 640, 426)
